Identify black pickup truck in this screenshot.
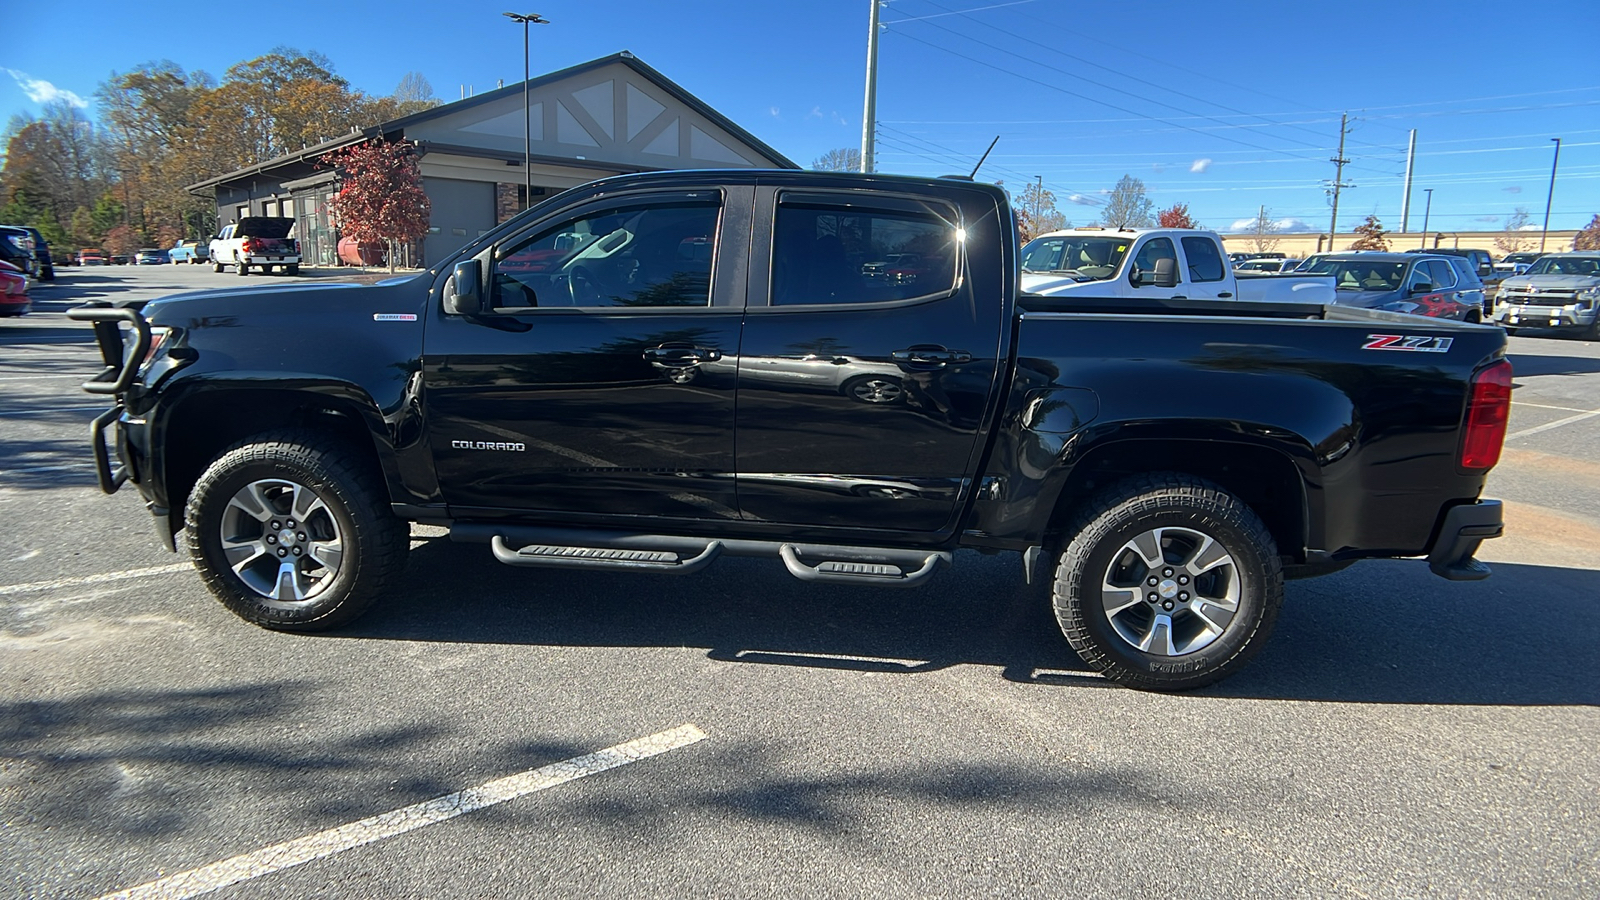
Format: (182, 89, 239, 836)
(70, 171, 1510, 691)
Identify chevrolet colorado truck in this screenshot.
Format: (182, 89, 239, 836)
(70, 171, 1510, 691)
(209, 217, 300, 276)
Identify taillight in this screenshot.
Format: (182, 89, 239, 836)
(1460, 359, 1513, 470)
(241, 238, 257, 253)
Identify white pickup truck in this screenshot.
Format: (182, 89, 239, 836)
(209, 217, 301, 276)
(1021, 227, 1334, 304)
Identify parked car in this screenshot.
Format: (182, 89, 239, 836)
(0, 259, 28, 316)
(12, 226, 54, 281)
(0, 226, 38, 278)
(1299, 253, 1486, 321)
(210, 217, 300, 275)
(1491, 252, 1600, 339)
(1228, 251, 1287, 264)
(68, 169, 1509, 693)
(1235, 259, 1301, 273)
(1494, 251, 1543, 276)
(168, 240, 210, 264)
(78, 249, 107, 266)
(111, 255, 130, 266)
(135, 248, 170, 265)
(1021, 227, 1335, 303)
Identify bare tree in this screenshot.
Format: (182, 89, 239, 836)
(1014, 181, 1067, 240)
(1248, 206, 1281, 253)
(390, 72, 439, 117)
(1096, 174, 1154, 229)
(811, 148, 861, 172)
(1495, 207, 1533, 255)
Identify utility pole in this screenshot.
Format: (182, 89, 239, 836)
(1541, 137, 1562, 253)
(1327, 113, 1352, 252)
(1400, 129, 1417, 233)
(1420, 188, 1433, 250)
(860, 0, 881, 173)
(503, 12, 550, 205)
(1033, 175, 1043, 224)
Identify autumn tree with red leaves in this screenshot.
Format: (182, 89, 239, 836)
(325, 139, 430, 272)
(1157, 203, 1197, 229)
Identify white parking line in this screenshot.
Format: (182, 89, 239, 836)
(0, 404, 107, 416)
(0, 564, 191, 596)
(1506, 408, 1600, 441)
(1512, 401, 1591, 413)
(96, 723, 709, 900)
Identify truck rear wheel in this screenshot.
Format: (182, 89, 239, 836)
(1051, 473, 1282, 691)
(184, 431, 408, 632)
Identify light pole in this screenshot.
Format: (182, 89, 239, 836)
(1540, 137, 1561, 253)
(503, 11, 549, 207)
(1419, 188, 1433, 250)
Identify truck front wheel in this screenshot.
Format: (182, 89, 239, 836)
(1051, 473, 1283, 691)
(184, 431, 409, 632)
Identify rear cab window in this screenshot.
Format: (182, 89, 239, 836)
(770, 193, 960, 306)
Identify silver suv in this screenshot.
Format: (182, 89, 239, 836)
(1491, 252, 1600, 340)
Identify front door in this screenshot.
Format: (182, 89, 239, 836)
(733, 185, 1005, 534)
(423, 186, 749, 524)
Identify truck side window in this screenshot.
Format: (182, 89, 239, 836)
(772, 201, 958, 305)
(491, 199, 720, 309)
(1130, 237, 1176, 286)
(1180, 236, 1226, 282)
(1425, 260, 1458, 290)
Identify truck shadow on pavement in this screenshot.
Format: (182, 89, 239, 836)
(1507, 351, 1600, 378)
(352, 541, 1598, 708)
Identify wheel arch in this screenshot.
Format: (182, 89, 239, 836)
(1041, 435, 1315, 565)
(154, 382, 397, 534)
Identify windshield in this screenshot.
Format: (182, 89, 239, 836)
(1019, 235, 1131, 281)
(1524, 256, 1600, 277)
(1302, 258, 1406, 291)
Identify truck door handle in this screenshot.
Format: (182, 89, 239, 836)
(1217, 292, 1233, 298)
(891, 346, 971, 366)
(643, 345, 720, 365)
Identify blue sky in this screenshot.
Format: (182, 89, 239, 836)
(7, 0, 1598, 234)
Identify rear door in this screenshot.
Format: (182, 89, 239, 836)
(732, 183, 1006, 534)
(1178, 235, 1230, 299)
(423, 184, 751, 523)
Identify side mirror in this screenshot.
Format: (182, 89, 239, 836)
(444, 260, 482, 315)
(1409, 282, 1434, 296)
(1151, 257, 1179, 288)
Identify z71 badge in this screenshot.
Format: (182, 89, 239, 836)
(1362, 334, 1453, 353)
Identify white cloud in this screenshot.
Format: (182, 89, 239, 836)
(832, 111, 850, 127)
(3, 68, 87, 108)
(1503, 186, 1522, 194)
(1067, 194, 1097, 206)
(1226, 217, 1316, 233)
(1517, 224, 1542, 231)
(807, 106, 823, 120)
(1190, 158, 1212, 173)
(769, 106, 780, 118)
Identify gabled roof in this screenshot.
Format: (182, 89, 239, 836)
(188, 51, 795, 194)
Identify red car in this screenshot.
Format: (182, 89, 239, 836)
(0, 259, 29, 316)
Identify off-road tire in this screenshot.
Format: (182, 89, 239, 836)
(185, 430, 408, 631)
(1051, 472, 1283, 691)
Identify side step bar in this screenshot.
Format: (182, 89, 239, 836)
(460, 525, 949, 588)
(490, 536, 722, 574)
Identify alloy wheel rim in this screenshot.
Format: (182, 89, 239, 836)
(218, 478, 345, 602)
(1099, 526, 1240, 656)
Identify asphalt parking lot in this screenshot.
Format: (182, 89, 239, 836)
(3, 266, 1597, 899)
